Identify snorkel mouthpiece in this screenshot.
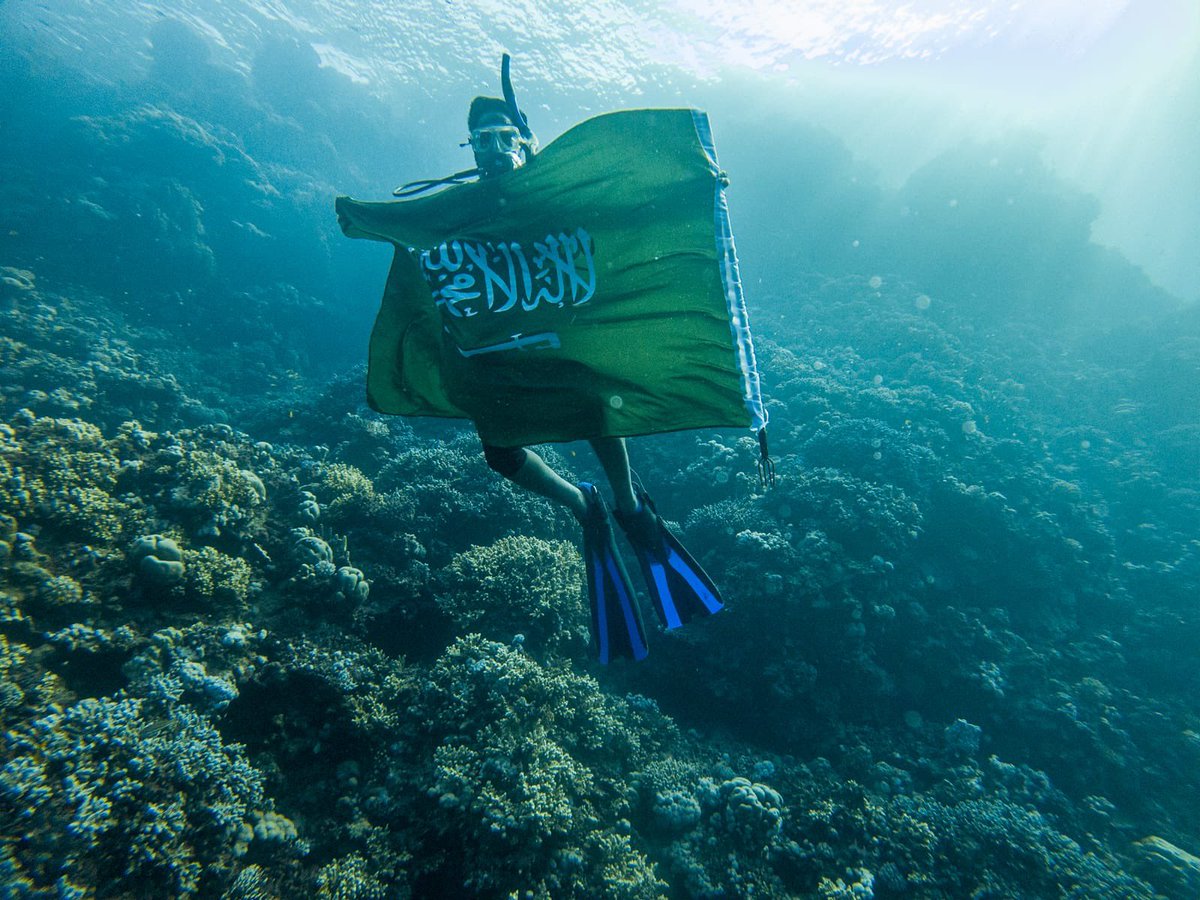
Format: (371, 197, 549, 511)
(478, 148, 520, 177)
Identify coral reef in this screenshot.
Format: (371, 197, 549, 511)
(3, 265, 1195, 893)
(2, 253, 1195, 897)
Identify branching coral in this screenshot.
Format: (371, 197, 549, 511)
(0, 411, 137, 543)
(0, 635, 64, 731)
(183, 545, 255, 610)
(438, 535, 587, 657)
(391, 636, 670, 895)
(150, 445, 267, 539)
(318, 462, 376, 523)
(0, 696, 291, 896)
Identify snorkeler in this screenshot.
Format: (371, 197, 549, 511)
(459, 64, 724, 663)
(339, 55, 769, 663)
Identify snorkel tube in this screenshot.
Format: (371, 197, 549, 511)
(501, 53, 537, 150)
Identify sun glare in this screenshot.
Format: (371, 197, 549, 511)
(667, 0, 1149, 75)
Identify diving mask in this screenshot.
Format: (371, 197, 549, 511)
(468, 125, 524, 154)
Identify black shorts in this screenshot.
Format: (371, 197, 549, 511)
(481, 442, 527, 478)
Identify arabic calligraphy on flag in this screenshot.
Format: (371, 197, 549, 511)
(419, 228, 596, 319)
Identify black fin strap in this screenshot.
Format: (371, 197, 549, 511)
(392, 168, 480, 198)
(756, 427, 776, 490)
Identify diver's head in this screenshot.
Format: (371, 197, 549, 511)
(467, 95, 530, 178)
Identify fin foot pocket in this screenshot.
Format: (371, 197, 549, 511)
(579, 483, 649, 663)
(614, 487, 724, 630)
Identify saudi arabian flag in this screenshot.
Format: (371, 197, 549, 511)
(336, 108, 766, 449)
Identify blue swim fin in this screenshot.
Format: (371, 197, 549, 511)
(614, 487, 724, 629)
(579, 483, 649, 663)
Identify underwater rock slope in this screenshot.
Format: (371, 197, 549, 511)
(2, 267, 1197, 898)
(1, 10, 1198, 894)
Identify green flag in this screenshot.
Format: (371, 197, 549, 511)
(336, 107, 766, 449)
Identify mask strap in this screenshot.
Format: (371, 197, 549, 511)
(392, 168, 480, 198)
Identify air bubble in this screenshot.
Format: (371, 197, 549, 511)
(609, 395, 624, 409)
(868, 275, 882, 289)
(914, 294, 931, 310)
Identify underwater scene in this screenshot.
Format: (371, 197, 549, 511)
(1, 1, 1198, 897)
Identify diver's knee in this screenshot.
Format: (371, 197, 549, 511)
(482, 444, 528, 479)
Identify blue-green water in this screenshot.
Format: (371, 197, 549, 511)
(1, 2, 1197, 897)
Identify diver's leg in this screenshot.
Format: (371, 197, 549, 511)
(511, 450, 589, 519)
(484, 443, 587, 519)
(589, 437, 638, 515)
